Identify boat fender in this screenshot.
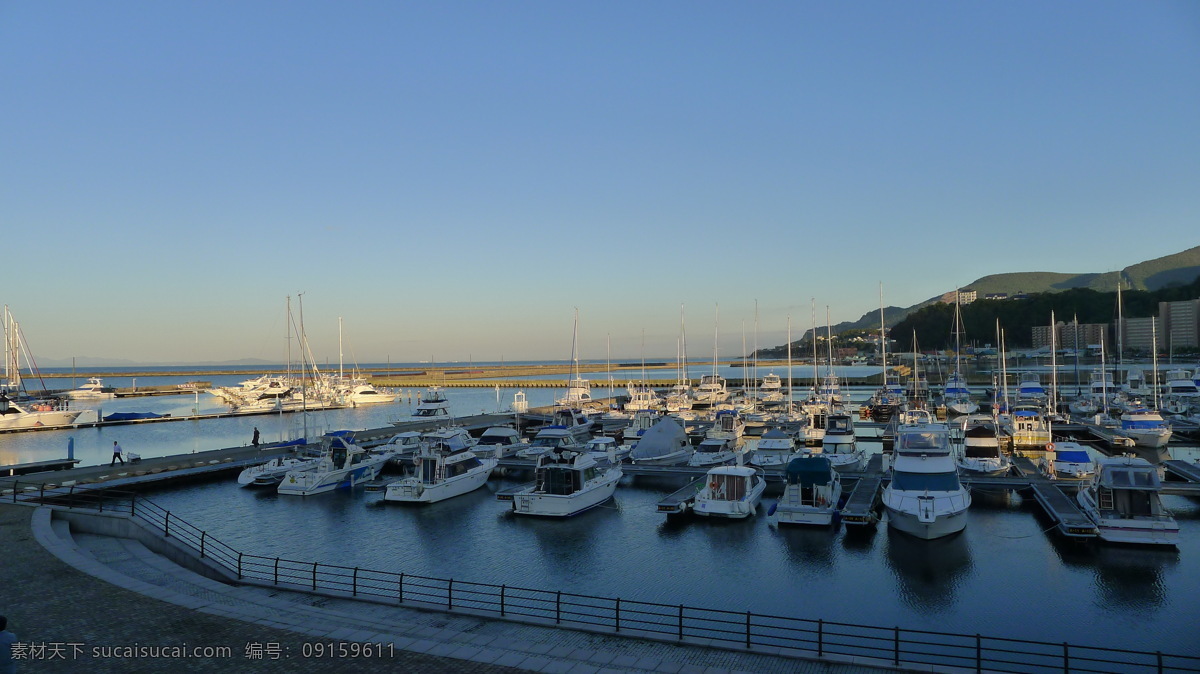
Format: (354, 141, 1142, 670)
(816, 495, 826, 507)
(767, 502, 777, 516)
(1045, 442, 1055, 452)
(709, 481, 718, 491)
(414, 457, 423, 468)
(289, 475, 296, 483)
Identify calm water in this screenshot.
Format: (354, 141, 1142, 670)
(5, 382, 1200, 655)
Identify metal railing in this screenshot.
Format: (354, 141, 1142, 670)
(4, 478, 1198, 674)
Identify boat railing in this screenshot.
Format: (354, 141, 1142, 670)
(4, 479, 1199, 674)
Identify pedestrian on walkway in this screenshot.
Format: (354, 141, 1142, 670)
(252, 427, 260, 448)
(0, 614, 16, 674)
(110, 441, 125, 466)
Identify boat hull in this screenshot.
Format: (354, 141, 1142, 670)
(630, 448, 693, 466)
(277, 459, 387, 496)
(773, 505, 836, 526)
(885, 506, 968, 540)
(0, 409, 84, 430)
(384, 461, 496, 503)
(511, 471, 621, 517)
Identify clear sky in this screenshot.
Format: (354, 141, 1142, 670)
(2, 1, 1198, 365)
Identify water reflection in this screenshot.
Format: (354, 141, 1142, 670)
(1092, 546, 1178, 613)
(771, 524, 837, 569)
(884, 528, 973, 614)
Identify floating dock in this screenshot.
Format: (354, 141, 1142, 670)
(840, 455, 885, 527)
(655, 477, 708, 514)
(1010, 456, 1098, 538)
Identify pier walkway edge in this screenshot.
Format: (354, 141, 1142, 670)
(2, 501, 886, 674)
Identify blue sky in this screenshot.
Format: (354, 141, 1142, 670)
(2, 1, 1198, 364)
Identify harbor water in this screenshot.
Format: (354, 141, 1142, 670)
(3, 383, 1199, 657)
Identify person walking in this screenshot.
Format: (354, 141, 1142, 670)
(1, 614, 16, 674)
(252, 427, 260, 448)
(110, 441, 125, 466)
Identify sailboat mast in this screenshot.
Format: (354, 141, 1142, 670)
(786, 316, 793, 409)
(1152, 319, 1160, 410)
(811, 299, 818, 392)
(1073, 315, 1081, 397)
(338, 316, 344, 381)
(1050, 310, 1057, 414)
(879, 283, 887, 388)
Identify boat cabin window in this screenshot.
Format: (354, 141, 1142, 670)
(331, 446, 347, 469)
(964, 446, 999, 458)
(421, 460, 438, 483)
(891, 471, 961, 492)
(828, 417, 850, 432)
(897, 431, 949, 453)
(709, 474, 748, 501)
(536, 467, 580, 495)
(1103, 467, 1160, 489)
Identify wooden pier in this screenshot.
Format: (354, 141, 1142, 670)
(1, 458, 81, 477)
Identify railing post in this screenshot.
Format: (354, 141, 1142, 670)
(163, 511, 169, 536)
(448, 579, 453, 609)
(500, 585, 506, 617)
(556, 591, 561, 624)
(352, 567, 358, 597)
(975, 634, 981, 673)
(273, 557, 279, 585)
(130, 493, 135, 517)
(39, 483, 45, 500)
(237, 553, 243, 579)
(200, 531, 206, 558)
(894, 626, 900, 666)
(1063, 642, 1068, 673)
(1157, 651, 1163, 674)
(68, 484, 74, 507)
(678, 605, 684, 640)
(615, 598, 621, 632)
(312, 561, 318, 591)
(818, 619, 824, 657)
(10, 481, 15, 503)
(746, 611, 751, 649)
(399, 573, 404, 603)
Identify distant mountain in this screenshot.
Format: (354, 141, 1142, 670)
(755, 245, 1200, 354)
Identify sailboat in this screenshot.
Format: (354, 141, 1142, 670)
(0, 307, 86, 430)
(943, 292, 978, 416)
(693, 306, 729, 408)
(556, 309, 593, 408)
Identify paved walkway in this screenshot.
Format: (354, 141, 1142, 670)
(2, 502, 912, 673)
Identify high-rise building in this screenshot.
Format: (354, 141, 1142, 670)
(1159, 299, 1200, 349)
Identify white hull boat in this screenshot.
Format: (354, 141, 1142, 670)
(0, 396, 85, 430)
(1077, 456, 1179, 546)
(508, 447, 622, 517)
(883, 420, 971, 540)
(385, 447, 496, 504)
(693, 465, 765, 519)
(772, 455, 841, 526)
(278, 437, 392, 496)
(237, 456, 320, 487)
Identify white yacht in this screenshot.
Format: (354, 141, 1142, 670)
(277, 436, 393, 496)
(506, 446, 622, 517)
(0, 394, 85, 431)
(821, 412, 864, 472)
(584, 436, 629, 463)
(818, 373, 844, 404)
(620, 409, 662, 445)
(627, 417, 693, 466)
(1005, 405, 1052, 458)
(624, 382, 662, 411)
(1043, 442, 1094, 480)
(556, 377, 593, 407)
(412, 386, 452, 418)
(237, 455, 321, 487)
(692, 374, 730, 408)
(882, 421, 971, 540)
(693, 464, 766, 519)
(942, 371, 977, 416)
(752, 428, 798, 467)
(474, 426, 528, 459)
(345, 382, 397, 406)
(384, 436, 496, 504)
(771, 455, 842, 526)
(1162, 369, 1199, 397)
(378, 431, 424, 459)
(1077, 456, 1178, 546)
(689, 436, 737, 467)
(757, 373, 785, 405)
(65, 377, 116, 399)
(1119, 409, 1173, 450)
(1015, 372, 1047, 403)
(517, 426, 585, 459)
(955, 415, 1010, 478)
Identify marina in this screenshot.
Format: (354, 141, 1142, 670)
(4, 374, 1200, 665)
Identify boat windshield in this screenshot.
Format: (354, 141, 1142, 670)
(897, 431, 950, 453)
(1100, 466, 1161, 490)
(891, 471, 961, 492)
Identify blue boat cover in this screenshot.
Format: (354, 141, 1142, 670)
(1055, 450, 1091, 463)
(786, 456, 833, 487)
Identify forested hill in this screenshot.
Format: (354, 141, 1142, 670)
(890, 273, 1200, 352)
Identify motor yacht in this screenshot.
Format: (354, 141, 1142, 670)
(237, 455, 321, 487)
(277, 436, 393, 496)
(412, 386, 452, 418)
(506, 445, 622, 517)
(882, 420, 971, 540)
(821, 412, 864, 471)
(384, 435, 496, 504)
(1077, 456, 1178, 546)
(955, 415, 1010, 478)
(752, 428, 798, 467)
(474, 425, 528, 459)
(65, 377, 116, 399)
(693, 464, 766, 519)
(1043, 442, 1094, 480)
(627, 417, 693, 466)
(0, 394, 85, 431)
(771, 455, 842, 526)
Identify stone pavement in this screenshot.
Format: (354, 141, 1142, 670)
(2, 503, 910, 673)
